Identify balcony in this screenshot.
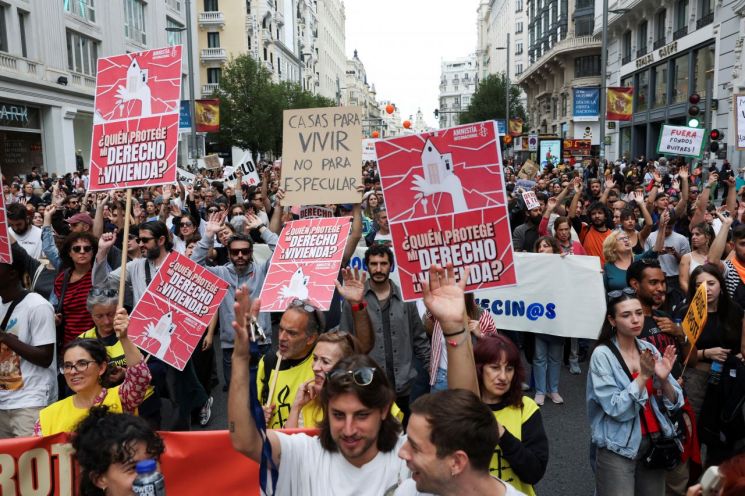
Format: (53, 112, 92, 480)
(0, 52, 39, 78)
(622, 54, 631, 64)
(696, 12, 713, 29)
(517, 35, 601, 83)
(198, 11, 225, 29)
(71, 72, 96, 89)
(636, 47, 647, 58)
(262, 28, 273, 45)
(202, 83, 219, 95)
(653, 37, 666, 50)
(200, 48, 227, 63)
(274, 9, 284, 25)
(673, 26, 688, 40)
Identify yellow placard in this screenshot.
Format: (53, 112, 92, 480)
(681, 283, 708, 345)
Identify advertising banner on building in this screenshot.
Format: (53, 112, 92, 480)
(260, 217, 352, 311)
(538, 139, 561, 170)
(606, 87, 633, 121)
(573, 87, 600, 121)
(179, 100, 192, 130)
(362, 138, 378, 161)
(375, 120, 516, 301)
(657, 125, 706, 158)
(735, 94, 745, 150)
(127, 251, 229, 370)
(89, 46, 182, 192)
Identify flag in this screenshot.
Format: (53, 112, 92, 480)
(195, 99, 220, 132)
(606, 87, 633, 121)
(509, 117, 523, 136)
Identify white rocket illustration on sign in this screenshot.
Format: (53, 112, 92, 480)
(411, 139, 468, 213)
(279, 267, 310, 301)
(116, 57, 153, 117)
(144, 311, 176, 360)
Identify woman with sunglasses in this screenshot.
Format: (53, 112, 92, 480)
(35, 308, 151, 436)
(588, 290, 683, 496)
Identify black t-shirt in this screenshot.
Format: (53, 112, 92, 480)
(641, 310, 683, 377)
(675, 305, 744, 353)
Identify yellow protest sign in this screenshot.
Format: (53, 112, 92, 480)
(681, 283, 707, 345)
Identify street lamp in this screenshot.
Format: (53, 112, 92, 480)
(496, 33, 511, 150)
(166, 0, 198, 169)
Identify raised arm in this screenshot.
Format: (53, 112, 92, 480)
(342, 184, 365, 265)
(725, 176, 737, 218)
(93, 192, 110, 238)
(708, 212, 734, 272)
(599, 177, 616, 206)
(567, 177, 583, 220)
(673, 166, 689, 220)
(633, 191, 655, 243)
(335, 268, 374, 354)
(690, 173, 715, 230)
(268, 189, 285, 235)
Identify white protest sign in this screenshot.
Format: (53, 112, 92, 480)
(736, 94, 745, 150)
(362, 139, 378, 161)
(177, 167, 196, 184)
(522, 190, 540, 210)
(657, 125, 705, 158)
(197, 155, 224, 170)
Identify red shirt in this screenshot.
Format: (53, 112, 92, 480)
(54, 270, 94, 345)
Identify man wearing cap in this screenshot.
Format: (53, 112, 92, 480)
(65, 212, 93, 233)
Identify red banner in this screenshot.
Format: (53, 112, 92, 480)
(89, 46, 182, 192)
(607, 87, 633, 121)
(375, 121, 517, 301)
(0, 429, 317, 495)
(195, 99, 220, 133)
(260, 217, 352, 312)
(127, 252, 229, 370)
(0, 172, 11, 264)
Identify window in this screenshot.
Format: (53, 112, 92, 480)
(621, 75, 633, 87)
(204, 0, 219, 11)
(516, 21, 523, 33)
(66, 30, 99, 75)
(622, 30, 632, 61)
(575, 16, 593, 36)
(637, 21, 648, 55)
(124, 0, 146, 45)
(574, 55, 601, 77)
(693, 45, 714, 99)
(207, 67, 221, 84)
(516, 0, 523, 12)
(655, 9, 666, 43)
(166, 0, 182, 11)
(207, 32, 220, 48)
(637, 70, 649, 111)
(19, 11, 28, 58)
(576, 0, 593, 8)
(515, 42, 523, 55)
(652, 63, 667, 108)
(561, 93, 567, 116)
(63, 0, 96, 22)
(700, 0, 713, 16)
(516, 62, 523, 75)
(166, 18, 183, 46)
(672, 54, 689, 103)
(0, 6, 7, 53)
(675, 0, 688, 30)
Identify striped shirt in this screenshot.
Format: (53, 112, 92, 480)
(54, 270, 94, 345)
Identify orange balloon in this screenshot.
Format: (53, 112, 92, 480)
(403, 120, 411, 129)
(385, 104, 394, 114)
(371, 131, 380, 138)
(504, 135, 513, 145)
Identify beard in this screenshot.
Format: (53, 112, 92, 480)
(146, 245, 161, 260)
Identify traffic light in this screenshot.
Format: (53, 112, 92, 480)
(434, 109, 439, 118)
(709, 129, 722, 153)
(688, 94, 701, 128)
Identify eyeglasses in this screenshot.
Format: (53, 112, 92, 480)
(71, 245, 93, 253)
(60, 359, 97, 375)
(607, 288, 636, 298)
(230, 248, 251, 257)
(180, 222, 193, 227)
(137, 237, 154, 244)
(207, 208, 219, 214)
(89, 288, 117, 297)
(326, 367, 377, 386)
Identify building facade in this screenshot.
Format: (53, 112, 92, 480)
(0, 0, 195, 177)
(600, 0, 725, 162)
(343, 50, 381, 134)
(316, 0, 346, 101)
(438, 55, 478, 128)
(517, 0, 602, 148)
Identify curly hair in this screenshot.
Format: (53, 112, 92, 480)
(72, 406, 165, 496)
(61, 339, 116, 387)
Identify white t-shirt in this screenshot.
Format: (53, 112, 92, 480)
(12, 225, 43, 259)
(393, 477, 527, 496)
(0, 292, 57, 409)
(275, 432, 410, 495)
(374, 231, 393, 245)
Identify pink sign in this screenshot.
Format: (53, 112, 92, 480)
(89, 46, 182, 191)
(260, 217, 352, 312)
(375, 121, 516, 300)
(0, 173, 10, 264)
(128, 252, 229, 371)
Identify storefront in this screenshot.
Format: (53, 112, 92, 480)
(0, 101, 44, 179)
(617, 40, 715, 160)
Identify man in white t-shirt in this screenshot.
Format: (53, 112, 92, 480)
(0, 245, 57, 437)
(8, 203, 43, 259)
(395, 389, 526, 496)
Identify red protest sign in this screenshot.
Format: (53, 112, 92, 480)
(375, 121, 516, 300)
(0, 173, 11, 264)
(127, 252, 229, 370)
(260, 217, 352, 312)
(89, 46, 182, 192)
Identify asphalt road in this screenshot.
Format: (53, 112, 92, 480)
(195, 344, 596, 495)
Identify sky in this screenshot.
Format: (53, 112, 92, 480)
(344, 0, 481, 129)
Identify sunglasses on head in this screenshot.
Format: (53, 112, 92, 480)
(326, 367, 377, 387)
(607, 287, 636, 298)
(290, 299, 317, 314)
(71, 245, 93, 253)
(230, 248, 251, 256)
(89, 288, 117, 298)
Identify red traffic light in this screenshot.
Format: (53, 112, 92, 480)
(688, 105, 700, 116)
(689, 93, 701, 105)
(710, 129, 722, 140)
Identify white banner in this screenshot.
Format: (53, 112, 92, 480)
(362, 139, 378, 161)
(252, 246, 604, 339)
(177, 167, 195, 184)
(657, 125, 705, 158)
(736, 95, 745, 150)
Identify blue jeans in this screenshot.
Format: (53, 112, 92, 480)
(533, 334, 564, 394)
(431, 367, 448, 392)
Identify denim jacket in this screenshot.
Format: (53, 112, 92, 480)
(587, 337, 684, 459)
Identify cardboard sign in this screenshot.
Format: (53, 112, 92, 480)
(0, 173, 11, 264)
(681, 282, 708, 345)
(202, 154, 222, 170)
(89, 46, 182, 191)
(128, 252, 229, 370)
(281, 106, 363, 206)
(375, 121, 516, 301)
(517, 159, 538, 180)
(260, 217, 351, 311)
(300, 205, 334, 219)
(657, 125, 706, 158)
(735, 94, 745, 150)
(522, 190, 540, 210)
(362, 138, 378, 161)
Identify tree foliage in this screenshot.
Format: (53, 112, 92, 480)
(458, 73, 527, 127)
(213, 55, 335, 155)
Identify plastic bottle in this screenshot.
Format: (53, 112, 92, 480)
(132, 459, 165, 496)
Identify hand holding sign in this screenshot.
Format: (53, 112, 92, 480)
(113, 308, 130, 340)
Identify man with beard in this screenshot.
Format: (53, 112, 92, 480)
(568, 178, 613, 264)
(512, 194, 546, 252)
(339, 244, 430, 426)
(8, 203, 43, 259)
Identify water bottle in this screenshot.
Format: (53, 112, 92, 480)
(708, 361, 723, 385)
(132, 459, 165, 496)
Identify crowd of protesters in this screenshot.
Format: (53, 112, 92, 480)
(2, 153, 745, 495)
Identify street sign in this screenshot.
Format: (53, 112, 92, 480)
(528, 133, 538, 151)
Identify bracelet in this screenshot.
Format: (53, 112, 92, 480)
(447, 333, 469, 348)
(350, 301, 367, 312)
(702, 348, 707, 359)
(442, 328, 466, 337)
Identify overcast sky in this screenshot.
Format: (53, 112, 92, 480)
(344, 0, 480, 128)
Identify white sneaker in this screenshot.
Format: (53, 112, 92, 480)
(534, 393, 545, 406)
(199, 396, 214, 426)
(569, 363, 581, 375)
